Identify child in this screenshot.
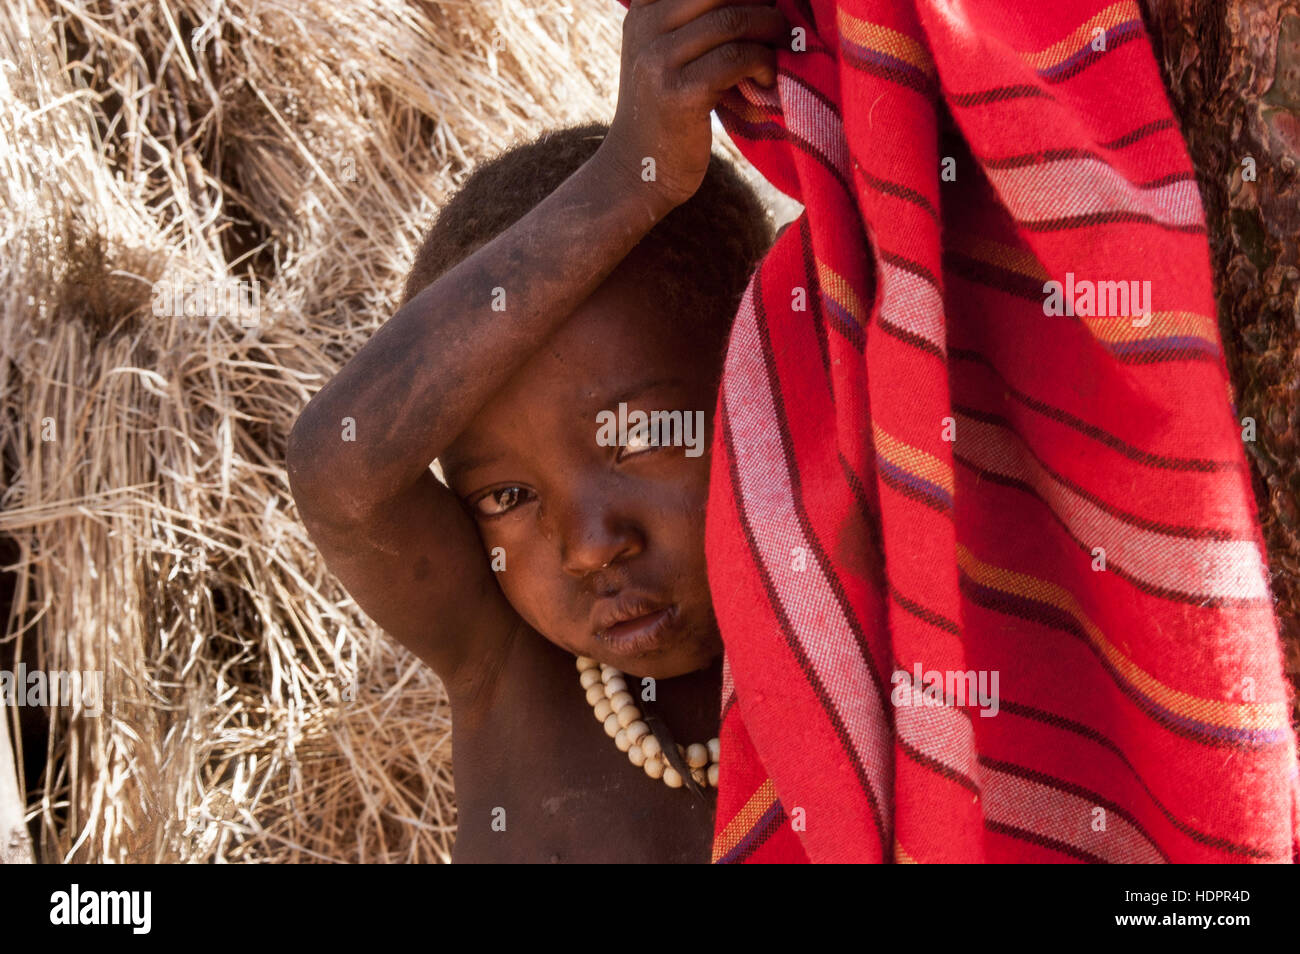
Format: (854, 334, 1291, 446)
(286, 0, 786, 862)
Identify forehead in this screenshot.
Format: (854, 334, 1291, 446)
(462, 259, 719, 444)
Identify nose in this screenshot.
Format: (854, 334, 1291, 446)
(548, 492, 645, 577)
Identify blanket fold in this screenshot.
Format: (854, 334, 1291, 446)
(697, 0, 1299, 863)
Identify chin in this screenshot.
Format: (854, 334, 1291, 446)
(620, 634, 722, 681)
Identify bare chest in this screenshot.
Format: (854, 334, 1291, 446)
(447, 633, 718, 863)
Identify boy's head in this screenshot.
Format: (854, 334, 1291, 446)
(404, 121, 773, 679)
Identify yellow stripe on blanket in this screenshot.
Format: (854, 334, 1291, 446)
(1019, 0, 1141, 71)
(952, 234, 1049, 282)
(836, 9, 936, 78)
(712, 777, 780, 862)
(894, 839, 918, 863)
(816, 259, 869, 326)
(724, 95, 774, 127)
(956, 544, 1290, 733)
(953, 235, 1218, 351)
(873, 423, 956, 497)
(1080, 309, 1218, 346)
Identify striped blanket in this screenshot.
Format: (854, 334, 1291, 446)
(683, 0, 1300, 863)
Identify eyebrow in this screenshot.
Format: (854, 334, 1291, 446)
(443, 449, 502, 479)
(600, 376, 692, 409)
(450, 377, 694, 478)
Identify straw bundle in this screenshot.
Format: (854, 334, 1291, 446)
(0, 0, 629, 863)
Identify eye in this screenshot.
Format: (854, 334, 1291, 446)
(473, 486, 535, 516)
(616, 426, 657, 462)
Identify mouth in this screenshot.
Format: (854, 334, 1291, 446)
(592, 596, 681, 657)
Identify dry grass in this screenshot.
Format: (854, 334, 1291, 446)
(0, 0, 633, 863)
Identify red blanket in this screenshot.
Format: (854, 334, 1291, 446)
(694, 0, 1300, 863)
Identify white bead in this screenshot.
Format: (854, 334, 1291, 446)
(583, 658, 724, 790)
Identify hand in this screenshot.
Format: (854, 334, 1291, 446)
(597, 0, 788, 214)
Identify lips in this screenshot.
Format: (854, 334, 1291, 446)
(592, 594, 680, 657)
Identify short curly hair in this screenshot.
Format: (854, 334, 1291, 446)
(400, 121, 774, 333)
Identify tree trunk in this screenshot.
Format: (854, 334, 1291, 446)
(1141, 0, 1300, 719)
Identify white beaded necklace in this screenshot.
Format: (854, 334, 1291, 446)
(576, 655, 720, 791)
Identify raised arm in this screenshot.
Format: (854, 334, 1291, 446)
(284, 0, 784, 689)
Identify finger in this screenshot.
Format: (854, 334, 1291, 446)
(662, 5, 789, 69)
(636, 0, 777, 34)
(676, 41, 778, 97)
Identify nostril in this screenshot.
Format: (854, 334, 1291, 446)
(552, 496, 645, 576)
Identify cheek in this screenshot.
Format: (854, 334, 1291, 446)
(647, 459, 711, 541)
(479, 524, 573, 636)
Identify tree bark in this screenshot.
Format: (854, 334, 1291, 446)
(1141, 0, 1300, 720)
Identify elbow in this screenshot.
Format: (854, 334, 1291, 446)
(284, 413, 328, 515)
(284, 413, 375, 527)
